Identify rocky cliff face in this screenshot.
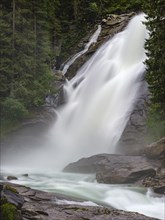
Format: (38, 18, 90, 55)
(65, 12, 135, 80)
(116, 81, 149, 155)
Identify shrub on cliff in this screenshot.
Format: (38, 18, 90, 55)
(2, 98, 28, 122)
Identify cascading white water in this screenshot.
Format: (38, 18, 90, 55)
(62, 25, 101, 75)
(46, 13, 149, 169)
(2, 14, 148, 169)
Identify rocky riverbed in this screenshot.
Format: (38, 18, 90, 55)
(0, 182, 159, 220)
(1, 137, 164, 219)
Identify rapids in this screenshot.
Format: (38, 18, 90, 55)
(1, 169, 164, 220)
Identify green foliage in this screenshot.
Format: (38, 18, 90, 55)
(143, 0, 165, 137)
(86, 0, 144, 16)
(147, 103, 165, 142)
(83, 2, 101, 23)
(0, 0, 149, 136)
(1, 203, 16, 220)
(56, 0, 144, 61)
(2, 98, 28, 122)
(5, 185, 18, 194)
(0, 1, 56, 113)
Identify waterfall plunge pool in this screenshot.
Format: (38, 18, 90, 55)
(1, 168, 165, 220)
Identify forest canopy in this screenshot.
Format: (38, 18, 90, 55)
(143, 0, 165, 139)
(0, 0, 164, 138)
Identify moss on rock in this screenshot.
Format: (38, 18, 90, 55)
(1, 203, 16, 220)
(5, 185, 18, 194)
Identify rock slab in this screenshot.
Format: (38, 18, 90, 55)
(64, 154, 156, 184)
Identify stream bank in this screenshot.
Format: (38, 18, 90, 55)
(0, 182, 159, 220)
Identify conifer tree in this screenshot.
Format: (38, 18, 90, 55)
(1, 0, 54, 111)
(0, 1, 13, 103)
(144, 0, 165, 115)
(11, 0, 35, 103)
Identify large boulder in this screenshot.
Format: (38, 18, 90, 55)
(143, 137, 165, 160)
(63, 154, 156, 184)
(1, 183, 24, 208)
(142, 175, 165, 194)
(141, 137, 165, 194)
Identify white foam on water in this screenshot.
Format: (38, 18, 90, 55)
(1, 169, 164, 220)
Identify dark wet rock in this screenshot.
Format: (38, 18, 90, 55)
(105, 15, 125, 26)
(157, 166, 165, 176)
(0, 183, 3, 192)
(64, 154, 156, 184)
(141, 137, 165, 195)
(21, 189, 36, 197)
(102, 18, 107, 23)
(63, 154, 109, 173)
(65, 13, 134, 80)
(1, 184, 24, 208)
(22, 174, 29, 177)
(154, 186, 165, 194)
(96, 168, 155, 185)
(7, 175, 18, 180)
(142, 175, 165, 195)
(45, 205, 157, 220)
(117, 81, 149, 155)
(0, 182, 158, 220)
(143, 137, 165, 160)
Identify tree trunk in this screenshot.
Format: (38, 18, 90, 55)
(73, 0, 79, 20)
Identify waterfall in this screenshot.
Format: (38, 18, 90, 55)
(46, 13, 149, 169)
(1, 14, 148, 170)
(2, 14, 165, 220)
(61, 25, 101, 75)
